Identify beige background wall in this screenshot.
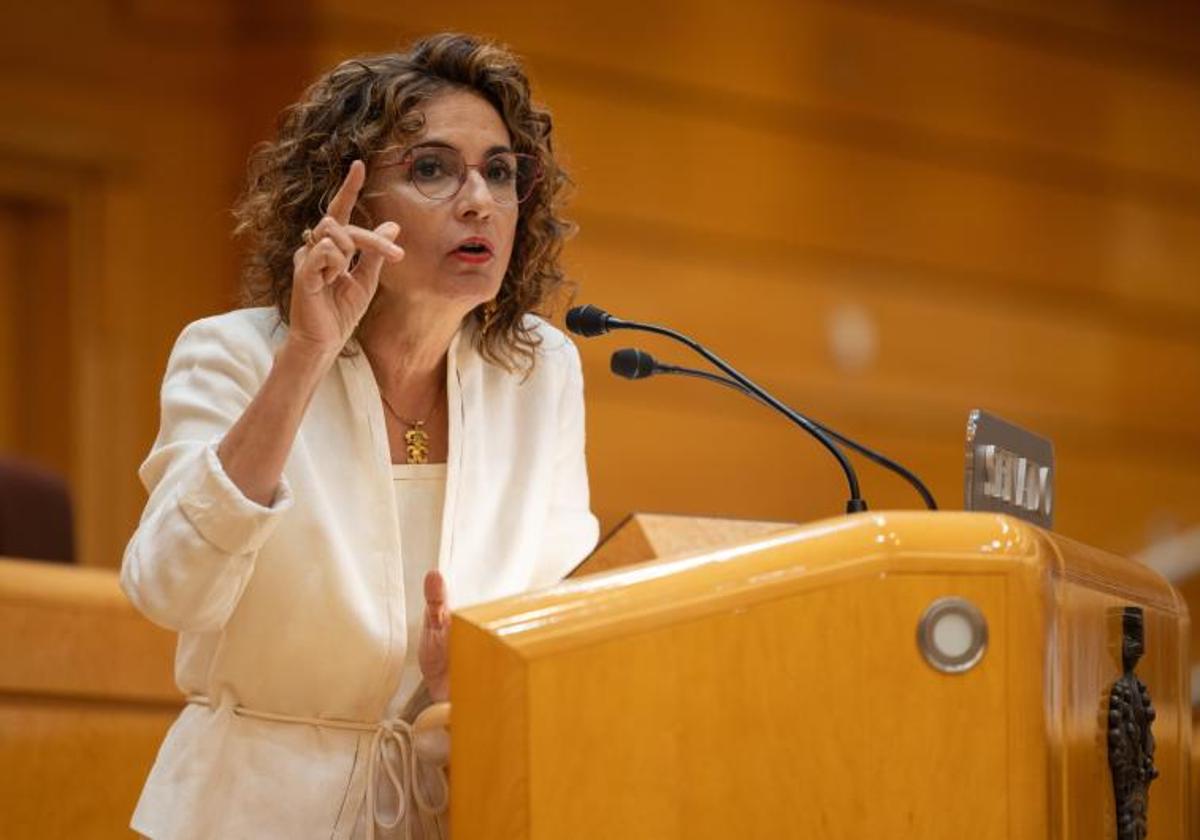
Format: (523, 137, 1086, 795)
(1, 0, 1199, 564)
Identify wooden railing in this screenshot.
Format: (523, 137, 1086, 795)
(0, 557, 180, 837)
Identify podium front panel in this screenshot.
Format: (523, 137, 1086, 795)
(451, 512, 1189, 839)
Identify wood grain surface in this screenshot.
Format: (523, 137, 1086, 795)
(453, 511, 1190, 838)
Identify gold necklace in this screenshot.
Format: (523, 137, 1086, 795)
(380, 379, 444, 465)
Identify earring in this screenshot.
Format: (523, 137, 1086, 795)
(481, 299, 499, 336)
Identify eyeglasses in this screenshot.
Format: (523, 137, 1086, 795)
(379, 145, 543, 205)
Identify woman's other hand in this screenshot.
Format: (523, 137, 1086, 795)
(419, 570, 450, 702)
(288, 160, 404, 356)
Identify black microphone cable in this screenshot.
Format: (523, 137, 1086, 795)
(611, 348, 938, 510)
(569, 305, 869, 513)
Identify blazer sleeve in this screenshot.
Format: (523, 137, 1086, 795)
(120, 317, 294, 633)
(530, 340, 601, 588)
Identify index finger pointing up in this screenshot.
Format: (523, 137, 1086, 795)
(327, 159, 366, 226)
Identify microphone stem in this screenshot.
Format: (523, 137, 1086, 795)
(617, 319, 866, 510)
(659, 364, 937, 510)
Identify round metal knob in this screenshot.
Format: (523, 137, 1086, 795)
(917, 597, 988, 674)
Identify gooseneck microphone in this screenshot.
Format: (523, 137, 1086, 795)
(610, 348, 938, 510)
(610, 348, 658, 380)
(565, 304, 621, 337)
(571, 305, 868, 513)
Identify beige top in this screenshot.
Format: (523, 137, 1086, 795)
(388, 462, 447, 717)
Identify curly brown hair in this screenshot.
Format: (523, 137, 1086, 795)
(233, 32, 575, 371)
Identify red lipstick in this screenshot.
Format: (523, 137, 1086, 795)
(451, 236, 494, 264)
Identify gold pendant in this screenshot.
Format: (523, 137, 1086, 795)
(404, 424, 429, 464)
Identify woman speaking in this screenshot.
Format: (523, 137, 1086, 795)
(120, 32, 599, 839)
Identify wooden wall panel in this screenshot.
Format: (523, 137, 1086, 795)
(0, 117, 234, 567)
(0, 557, 180, 837)
(566, 232, 1200, 441)
(581, 389, 1200, 558)
(3, 0, 1198, 565)
(319, 0, 1200, 186)
(0, 699, 179, 838)
(0, 2, 313, 567)
(566, 235, 1200, 554)
(0, 206, 20, 452)
(0, 194, 77, 524)
(546, 86, 1200, 317)
(908, 0, 1200, 64)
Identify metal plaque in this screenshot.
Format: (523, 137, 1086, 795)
(964, 409, 1054, 528)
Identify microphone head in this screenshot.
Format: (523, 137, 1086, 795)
(610, 348, 657, 380)
(565, 304, 612, 337)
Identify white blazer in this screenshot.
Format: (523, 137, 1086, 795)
(120, 307, 600, 839)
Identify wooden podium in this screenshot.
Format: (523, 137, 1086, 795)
(450, 511, 1191, 839)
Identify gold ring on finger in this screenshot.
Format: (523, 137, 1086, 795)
(301, 228, 314, 246)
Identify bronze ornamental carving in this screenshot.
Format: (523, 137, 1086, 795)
(1106, 606, 1158, 840)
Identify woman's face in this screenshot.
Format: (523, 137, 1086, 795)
(363, 89, 519, 313)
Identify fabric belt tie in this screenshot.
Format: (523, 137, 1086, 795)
(187, 695, 448, 840)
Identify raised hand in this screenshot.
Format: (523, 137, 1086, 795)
(288, 160, 404, 356)
(419, 570, 450, 702)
